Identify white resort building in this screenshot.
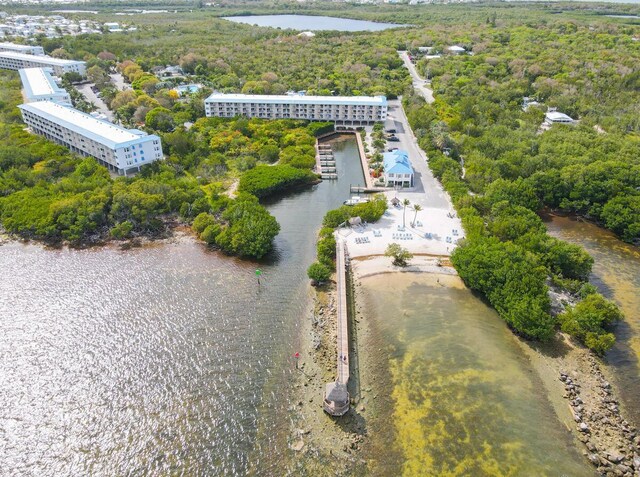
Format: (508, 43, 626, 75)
(0, 51, 85, 76)
(19, 67, 71, 105)
(18, 101, 163, 175)
(0, 41, 44, 56)
(204, 93, 388, 126)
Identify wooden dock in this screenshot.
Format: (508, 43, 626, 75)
(323, 240, 350, 416)
(315, 139, 338, 180)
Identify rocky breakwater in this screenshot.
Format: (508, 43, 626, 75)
(282, 286, 369, 475)
(561, 355, 640, 476)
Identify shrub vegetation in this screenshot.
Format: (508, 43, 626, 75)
(238, 164, 318, 199)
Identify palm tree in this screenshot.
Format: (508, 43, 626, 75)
(402, 199, 410, 229)
(412, 204, 422, 227)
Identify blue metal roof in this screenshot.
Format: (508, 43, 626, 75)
(383, 150, 413, 175)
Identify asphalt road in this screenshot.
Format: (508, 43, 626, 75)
(398, 50, 435, 104)
(76, 83, 114, 122)
(385, 99, 452, 211)
(110, 72, 131, 92)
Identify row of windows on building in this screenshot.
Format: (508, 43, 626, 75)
(208, 106, 384, 113)
(0, 58, 82, 73)
(387, 173, 412, 179)
(24, 113, 118, 163)
(212, 111, 380, 120)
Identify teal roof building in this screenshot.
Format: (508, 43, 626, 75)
(383, 150, 414, 188)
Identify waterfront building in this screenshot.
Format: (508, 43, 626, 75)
(0, 51, 85, 76)
(19, 67, 71, 105)
(0, 41, 44, 55)
(383, 149, 414, 188)
(18, 100, 163, 175)
(204, 93, 387, 126)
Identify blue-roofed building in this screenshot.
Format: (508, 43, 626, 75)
(18, 100, 163, 175)
(383, 150, 414, 188)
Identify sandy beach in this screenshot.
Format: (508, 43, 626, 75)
(337, 191, 463, 259)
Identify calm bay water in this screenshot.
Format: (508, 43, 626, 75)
(0, 137, 363, 476)
(222, 15, 404, 32)
(359, 273, 595, 476)
(546, 216, 640, 425)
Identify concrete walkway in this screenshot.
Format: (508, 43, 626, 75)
(335, 240, 349, 385)
(398, 50, 435, 104)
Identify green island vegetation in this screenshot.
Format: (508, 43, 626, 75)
(398, 6, 639, 352)
(238, 165, 319, 198)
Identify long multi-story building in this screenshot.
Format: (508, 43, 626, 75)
(204, 93, 388, 126)
(0, 41, 45, 56)
(18, 101, 163, 175)
(0, 51, 85, 76)
(19, 67, 71, 105)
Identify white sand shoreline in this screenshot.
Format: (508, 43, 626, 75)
(351, 254, 457, 279)
(337, 191, 463, 259)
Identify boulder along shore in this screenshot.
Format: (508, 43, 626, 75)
(517, 333, 640, 477)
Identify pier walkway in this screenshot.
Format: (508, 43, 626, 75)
(323, 240, 351, 416)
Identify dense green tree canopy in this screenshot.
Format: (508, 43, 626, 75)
(238, 164, 318, 199)
(216, 195, 280, 259)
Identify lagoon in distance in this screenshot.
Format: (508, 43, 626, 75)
(222, 14, 405, 32)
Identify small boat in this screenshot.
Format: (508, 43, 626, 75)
(343, 196, 370, 206)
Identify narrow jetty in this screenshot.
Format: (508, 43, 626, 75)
(323, 240, 350, 416)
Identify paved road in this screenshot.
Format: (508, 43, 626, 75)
(76, 83, 114, 121)
(398, 50, 435, 104)
(110, 72, 131, 91)
(385, 99, 452, 211)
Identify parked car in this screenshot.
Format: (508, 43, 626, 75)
(386, 128, 397, 133)
(387, 147, 399, 152)
(387, 136, 400, 142)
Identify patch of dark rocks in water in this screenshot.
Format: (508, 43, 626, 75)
(560, 355, 640, 476)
